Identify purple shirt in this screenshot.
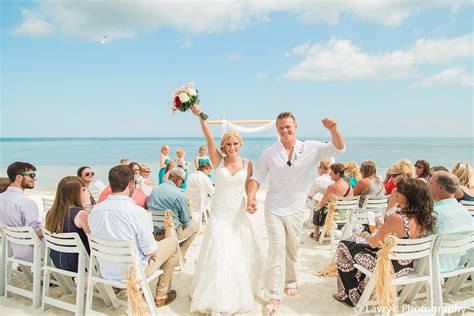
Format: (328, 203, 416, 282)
(0, 187, 42, 262)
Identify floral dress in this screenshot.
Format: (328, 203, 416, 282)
(333, 211, 414, 307)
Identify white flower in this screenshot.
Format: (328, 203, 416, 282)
(187, 88, 197, 96)
(179, 92, 190, 103)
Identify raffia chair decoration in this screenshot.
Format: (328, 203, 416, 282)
(372, 233, 399, 311)
(164, 209, 174, 238)
(314, 195, 338, 277)
(322, 195, 337, 237)
(125, 265, 147, 316)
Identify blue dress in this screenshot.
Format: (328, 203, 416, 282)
(158, 158, 170, 184)
(50, 207, 90, 272)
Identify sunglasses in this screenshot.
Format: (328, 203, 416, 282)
(21, 172, 36, 179)
(391, 173, 401, 178)
(142, 170, 150, 174)
(415, 165, 422, 168)
(84, 172, 95, 177)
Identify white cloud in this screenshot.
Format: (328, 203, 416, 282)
(9, 9, 54, 37)
(256, 72, 268, 81)
(7, 0, 470, 41)
(414, 67, 474, 87)
(227, 53, 241, 60)
(283, 34, 474, 81)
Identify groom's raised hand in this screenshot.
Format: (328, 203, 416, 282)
(321, 118, 338, 132)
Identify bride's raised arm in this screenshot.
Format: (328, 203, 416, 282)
(191, 105, 222, 167)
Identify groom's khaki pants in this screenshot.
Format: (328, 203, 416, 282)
(264, 208, 305, 301)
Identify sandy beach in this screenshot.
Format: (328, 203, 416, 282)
(1, 191, 472, 316)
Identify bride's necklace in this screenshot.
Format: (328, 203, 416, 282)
(224, 157, 241, 166)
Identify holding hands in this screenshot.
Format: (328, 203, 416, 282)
(247, 196, 257, 214)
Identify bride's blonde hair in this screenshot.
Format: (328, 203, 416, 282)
(220, 131, 244, 155)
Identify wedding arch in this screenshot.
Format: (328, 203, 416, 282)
(208, 116, 275, 136)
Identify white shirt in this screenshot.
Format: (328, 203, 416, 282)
(251, 140, 345, 216)
(306, 173, 334, 208)
(0, 187, 42, 262)
(186, 171, 215, 211)
(89, 195, 157, 281)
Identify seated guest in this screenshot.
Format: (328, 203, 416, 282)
(415, 159, 430, 184)
(0, 177, 10, 193)
(147, 167, 199, 258)
(0, 161, 42, 262)
(306, 159, 333, 209)
(333, 178, 435, 307)
(45, 176, 91, 272)
(383, 167, 396, 195)
(119, 158, 131, 165)
(353, 160, 385, 208)
(186, 162, 215, 215)
(429, 171, 472, 273)
(452, 162, 474, 203)
(98, 165, 148, 208)
(344, 161, 361, 188)
(311, 163, 353, 240)
(140, 164, 155, 188)
(385, 159, 415, 215)
(163, 160, 176, 183)
(89, 165, 178, 307)
(430, 166, 448, 173)
(77, 166, 97, 207)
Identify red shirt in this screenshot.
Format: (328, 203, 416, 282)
(98, 187, 148, 209)
(384, 178, 395, 195)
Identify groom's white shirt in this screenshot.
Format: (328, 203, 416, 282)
(251, 139, 345, 216)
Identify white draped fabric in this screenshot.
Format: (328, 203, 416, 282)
(221, 119, 276, 136)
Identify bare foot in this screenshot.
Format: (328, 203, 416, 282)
(285, 288, 299, 298)
(264, 299, 279, 315)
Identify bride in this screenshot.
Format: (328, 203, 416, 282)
(189, 105, 263, 314)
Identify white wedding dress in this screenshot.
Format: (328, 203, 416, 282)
(190, 158, 263, 314)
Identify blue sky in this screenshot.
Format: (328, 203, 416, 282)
(1, 0, 473, 138)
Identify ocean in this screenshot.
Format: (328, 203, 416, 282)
(0, 137, 472, 193)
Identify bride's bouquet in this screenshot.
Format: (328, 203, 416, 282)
(171, 82, 209, 120)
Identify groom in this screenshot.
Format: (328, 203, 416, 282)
(246, 112, 345, 312)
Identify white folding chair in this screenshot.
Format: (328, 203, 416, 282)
(185, 187, 209, 229)
(41, 197, 54, 223)
(42, 229, 88, 315)
(340, 208, 385, 241)
(362, 195, 389, 210)
(0, 225, 5, 297)
(460, 200, 474, 216)
(432, 232, 474, 315)
(353, 235, 436, 313)
(86, 235, 163, 315)
(150, 210, 186, 271)
(319, 196, 360, 250)
(3, 225, 43, 309)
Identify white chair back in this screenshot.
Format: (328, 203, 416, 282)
(340, 208, 385, 240)
(150, 210, 186, 271)
(86, 235, 161, 315)
(42, 229, 89, 315)
(185, 187, 209, 227)
(42, 197, 54, 213)
(362, 195, 388, 210)
(334, 196, 360, 222)
(0, 225, 5, 297)
(3, 225, 43, 308)
(460, 200, 474, 216)
(354, 235, 436, 312)
(433, 232, 474, 297)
